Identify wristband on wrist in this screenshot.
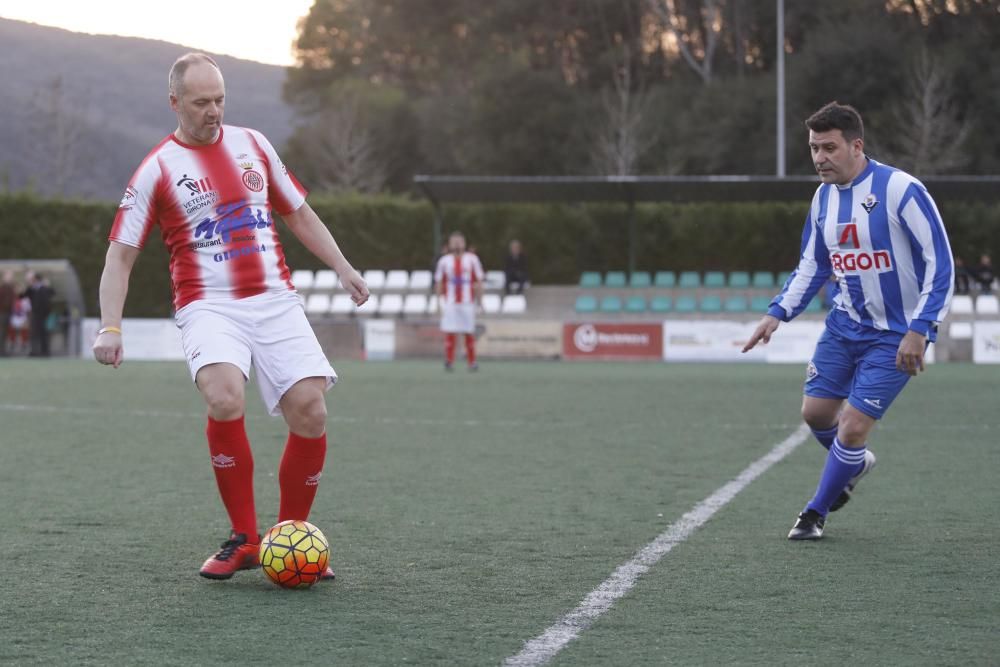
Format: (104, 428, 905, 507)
(98, 326, 122, 335)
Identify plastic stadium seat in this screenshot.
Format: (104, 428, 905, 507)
(975, 294, 999, 315)
(482, 293, 502, 314)
(654, 271, 677, 288)
(575, 295, 598, 313)
(409, 270, 433, 291)
(704, 272, 726, 288)
(752, 271, 776, 288)
(950, 321, 973, 339)
(305, 294, 330, 315)
(580, 272, 602, 288)
(363, 270, 386, 291)
(378, 293, 404, 316)
(728, 271, 750, 288)
(313, 270, 338, 291)
(330, 294, 355, 314)
(625, 296, 647, 313)
(604, 271, 627, 288)
(484, 270, 506, 291)
(776, 271, 792, 287)
(629, 271, 652, 288)
(675, 295, 697, 312)
(751, 295, 773, 312)
(291, 269, 315, 291)
(402, 294, 428, 315)
(427, 295, 440, 314)
(650, 296, 672, 313)
(599, 296, 623, 312)
(355, 294, 379, 315)
(679, 271, 701, 288)
(384, 270, 409, 291)
(501, 294, 527, 314)
(950, 295, 973, 315)
(724, 296, 748, 312)
(700, 295, 722, 312)
(804, 297, 822, 313)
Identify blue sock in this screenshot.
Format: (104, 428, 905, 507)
(805, 438, 866, 516)
(810, 424, 838, 450)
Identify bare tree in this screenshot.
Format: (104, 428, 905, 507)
(29, 76, 87, 196)
(590, 43, 659, 175)
(294, 95, 388, 193)
(876, 47, 971, 175)
(647, 0, 722, 84)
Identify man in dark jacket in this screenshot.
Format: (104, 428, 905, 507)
(22, 272, 54, 357)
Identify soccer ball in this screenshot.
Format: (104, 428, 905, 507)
(259, 520, 330, 589)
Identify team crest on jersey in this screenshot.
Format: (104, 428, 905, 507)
(241, 163, 265, 192)
(118, 185, 137, 210)
(861, 194, 879, 213)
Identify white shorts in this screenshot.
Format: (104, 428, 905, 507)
(440, 302, 476, 334)
(175, 291, 337, 416)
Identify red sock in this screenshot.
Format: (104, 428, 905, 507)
(465, 334, 476, 365)
(445, 333, 457, 364)
(206, 416, 258, 540)
(278, 431, 327, 522)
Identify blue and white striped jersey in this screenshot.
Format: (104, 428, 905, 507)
(769, 159, 954, 341)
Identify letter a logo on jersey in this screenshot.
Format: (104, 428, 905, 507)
(837, 223, 859, 249)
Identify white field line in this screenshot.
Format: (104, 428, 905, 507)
(503, 423, 811, 667)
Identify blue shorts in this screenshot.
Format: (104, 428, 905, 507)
(804, 309, 910, 420)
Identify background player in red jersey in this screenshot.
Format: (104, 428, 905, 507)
(434, 231, 484, 371)
(92, 53, 369, 580)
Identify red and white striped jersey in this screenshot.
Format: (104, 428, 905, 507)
(110, 125, 307, 311)
(435, 252, 484, 305)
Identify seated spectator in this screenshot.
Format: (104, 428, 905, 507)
(503, 239, 530, 295)
(953, 256, 971, 295)
(974, 254, 994, 294)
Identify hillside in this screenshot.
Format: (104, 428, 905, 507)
(0, 18, 294, 201)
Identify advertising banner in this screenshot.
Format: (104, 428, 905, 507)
(662, 320, 764, 362)
(81, 318, 185, 360)
(363, 319, 396, 361)
(563, 322, 663, 360)
(478, 320, 562, 359)
(972, 321, 1000, 364)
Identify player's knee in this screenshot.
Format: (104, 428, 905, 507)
(288, 394, 327, 436)
(204, 387, 244, 420)
(838, 409, 874, 446)
(801, 403, 837, 430)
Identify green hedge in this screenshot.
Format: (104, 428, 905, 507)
(2, 192, 998, 317)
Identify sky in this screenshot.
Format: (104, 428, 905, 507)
(0, 0, 314, 66)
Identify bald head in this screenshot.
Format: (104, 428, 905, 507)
(168, 52, 221, 99)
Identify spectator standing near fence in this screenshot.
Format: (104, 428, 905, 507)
(22, 272, 54, 357)
(0, 271, 16, 357)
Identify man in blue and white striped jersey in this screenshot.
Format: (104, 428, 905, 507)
(743, 101, 954, 541)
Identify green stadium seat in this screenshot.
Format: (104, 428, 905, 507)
(604, 271, 627, 288)
(704, 271, 726, 288)
(751, 295, 773, 312)
(700, 295, 723, 312)
(575, 295, 598, 313)
(625, 296, 647, 313)
(776, 271, 791, 287)
(675, 295, 697, 312)
(629, 271, 652, 288)
(679, 271, 701, 288)
(654, 271, 677, 288)
(752, 271, 776, 288)
(579, 272, 602, 288)
(728, 271, 750, 288)
(599, 295, 623, 312)
(724, 296, 748, 312)
(804, 297, 823, 313)
(650, 296, 672, 312)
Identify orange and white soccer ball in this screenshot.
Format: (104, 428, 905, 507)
(259, 520, 330, 589)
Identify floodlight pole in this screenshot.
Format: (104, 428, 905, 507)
(776, 0, 786, 177)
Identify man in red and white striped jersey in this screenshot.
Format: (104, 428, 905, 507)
(434, 231, 484, 370)
(92, 53, 369, 581)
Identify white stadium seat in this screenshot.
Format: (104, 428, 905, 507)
(355, 294, 379, 316)
(330, 294, 355, 315)
(363, 270, 386, 291)
(500, 294, 527, 314)
(950, 295, 973, 315)
(409, 270, 433, 291)
(484, 270, 506, 291)
(313, 270, 338, 291)
(427, 294, 440, 314)
(975, 294, 999, 315)
(949, 322, 973, 340)
(481, 293, 501, 314)
(291, 269, 314, 291)
(378, 293, 404, 316)
(305, 293, 330, 315)
(403, 294, 428, 315)
(385, 270, 409, 291)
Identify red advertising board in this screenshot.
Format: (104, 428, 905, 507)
(562, 322, 663, 360)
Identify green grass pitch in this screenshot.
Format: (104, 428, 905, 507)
(1, 359, 996, 665)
